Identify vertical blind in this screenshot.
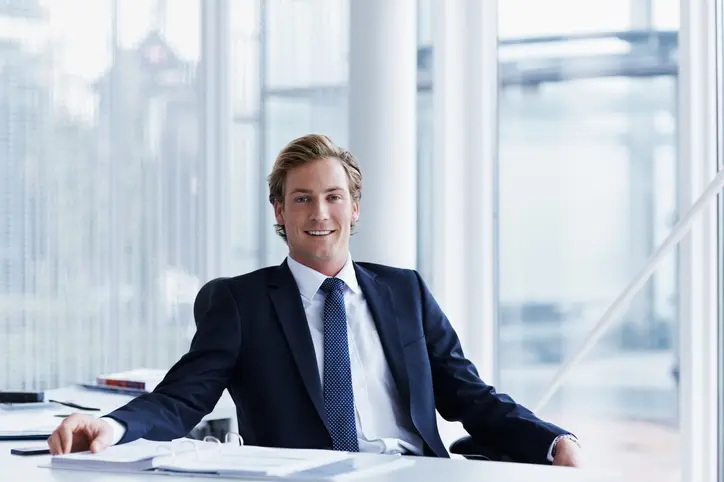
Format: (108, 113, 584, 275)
(0, 0, 207, 390)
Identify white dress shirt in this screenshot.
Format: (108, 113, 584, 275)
(286, 255, 423, 455)
(103, 417, 126, 445)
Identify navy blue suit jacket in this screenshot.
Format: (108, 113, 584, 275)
(107, 261, 569, 464)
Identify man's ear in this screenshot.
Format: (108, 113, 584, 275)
(274, 200, 285, 225)
(352, 201, 360, 223)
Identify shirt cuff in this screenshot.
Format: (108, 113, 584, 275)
(547, 434, 578, 462)
(101, 417, 127, 445)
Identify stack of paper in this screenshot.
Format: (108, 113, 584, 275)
(47, 439, 414, 480)
(0, 411, 60, 439)
(154, 445, 351, 477)
(50, 439, 211, 472)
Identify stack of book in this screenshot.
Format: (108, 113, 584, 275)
(83, 368, 166, 395)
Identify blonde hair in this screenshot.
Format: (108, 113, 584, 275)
(267, 134, 362, 241)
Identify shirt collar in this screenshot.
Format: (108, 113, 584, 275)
(286, 254, 360, 301)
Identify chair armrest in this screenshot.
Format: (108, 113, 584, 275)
(448, 436, 517, 462)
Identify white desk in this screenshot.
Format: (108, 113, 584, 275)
(47, 385, 237, 423)
(0, 389, 622, 481)
(0, 440, 623, 482)
(0, 384, 236, 439)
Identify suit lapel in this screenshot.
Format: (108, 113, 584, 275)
(354, 264, 411, 409)
(268, 261, 328, 433)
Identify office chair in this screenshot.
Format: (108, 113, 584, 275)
(193, 278, 518, 463)
(447, 436, 516, 462)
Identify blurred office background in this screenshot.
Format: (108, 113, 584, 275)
(0, 0, 717, 480)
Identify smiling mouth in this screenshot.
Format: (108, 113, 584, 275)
(305, 230, 335, 237)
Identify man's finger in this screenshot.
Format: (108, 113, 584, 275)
(90, 440, 106, 453)
(47, 434, 60, 455)
(50, 431, 64, 455)
(59, 421, 74, 454)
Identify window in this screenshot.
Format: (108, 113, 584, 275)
(0, 0, 202, 389)
(496, 4, 680, 481)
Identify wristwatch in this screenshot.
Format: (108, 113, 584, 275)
(551, 434, 581, 459)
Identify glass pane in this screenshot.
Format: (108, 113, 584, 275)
(230, 0, 263, 275)
(261, 0, 348, 264)
(653, 0, 679, 29)
(231, 0, 260, 119)
(265, 0, 348, 89)
(230, 121, 262, 274)
(499, 0, 630, 38)
(497, 14, 680, 482)
(263, 93, 348, 263)
(0, 0, 203, 389)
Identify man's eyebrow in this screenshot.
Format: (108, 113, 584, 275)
(288, 187, 344, 194)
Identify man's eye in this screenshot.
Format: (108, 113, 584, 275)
(329, 195, 341, 201)
(295, 196, 309, 203)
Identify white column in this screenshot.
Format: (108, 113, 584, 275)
(430, 0, 468, 345)
(466, 0, 499, 383)
(431, 0, 498, 382)
(348, 0, 417, 268)
(200, 0, 232, 280)
(678, 0, 719, 481)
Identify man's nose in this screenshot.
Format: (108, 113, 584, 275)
(310, 199, 330, 221)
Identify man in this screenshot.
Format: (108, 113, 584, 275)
(48, 134, 582, 466)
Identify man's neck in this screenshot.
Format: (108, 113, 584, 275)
(288, 254, 347, 277)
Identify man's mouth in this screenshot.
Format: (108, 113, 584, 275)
(305, 230, 334, 237)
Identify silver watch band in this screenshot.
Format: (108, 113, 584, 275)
(552, 434, 580, 458)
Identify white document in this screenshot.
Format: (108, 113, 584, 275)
(155, 445, 350, 477)
(50, 439, 211, 472)
(0, 411, 60, 437)
(47, 439, 414, 480)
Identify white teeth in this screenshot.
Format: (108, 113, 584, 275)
(308, 230, 332, 236)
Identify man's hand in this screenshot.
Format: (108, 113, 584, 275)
(552, 437, 583, 467)
(47, 414, 114, 455)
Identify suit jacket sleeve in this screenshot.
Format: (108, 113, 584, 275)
(105, 279, 241, 444)
(415, 271, 571, 464)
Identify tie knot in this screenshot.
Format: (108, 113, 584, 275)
(320, 277, 345, 295)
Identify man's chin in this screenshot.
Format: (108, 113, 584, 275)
(299, 246, 343, 263)
(309, 250, 336, 261)
(291, 237, 348, 260)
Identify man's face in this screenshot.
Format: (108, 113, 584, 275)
(274, 157, 359, 273)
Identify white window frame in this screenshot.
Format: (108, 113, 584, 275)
(678, 1, 720, 481)
(716, 0, 724, 480)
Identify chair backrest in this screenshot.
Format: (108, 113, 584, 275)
(193, 277, 229, 326)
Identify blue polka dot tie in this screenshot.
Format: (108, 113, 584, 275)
(320, 277, 359, 452)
